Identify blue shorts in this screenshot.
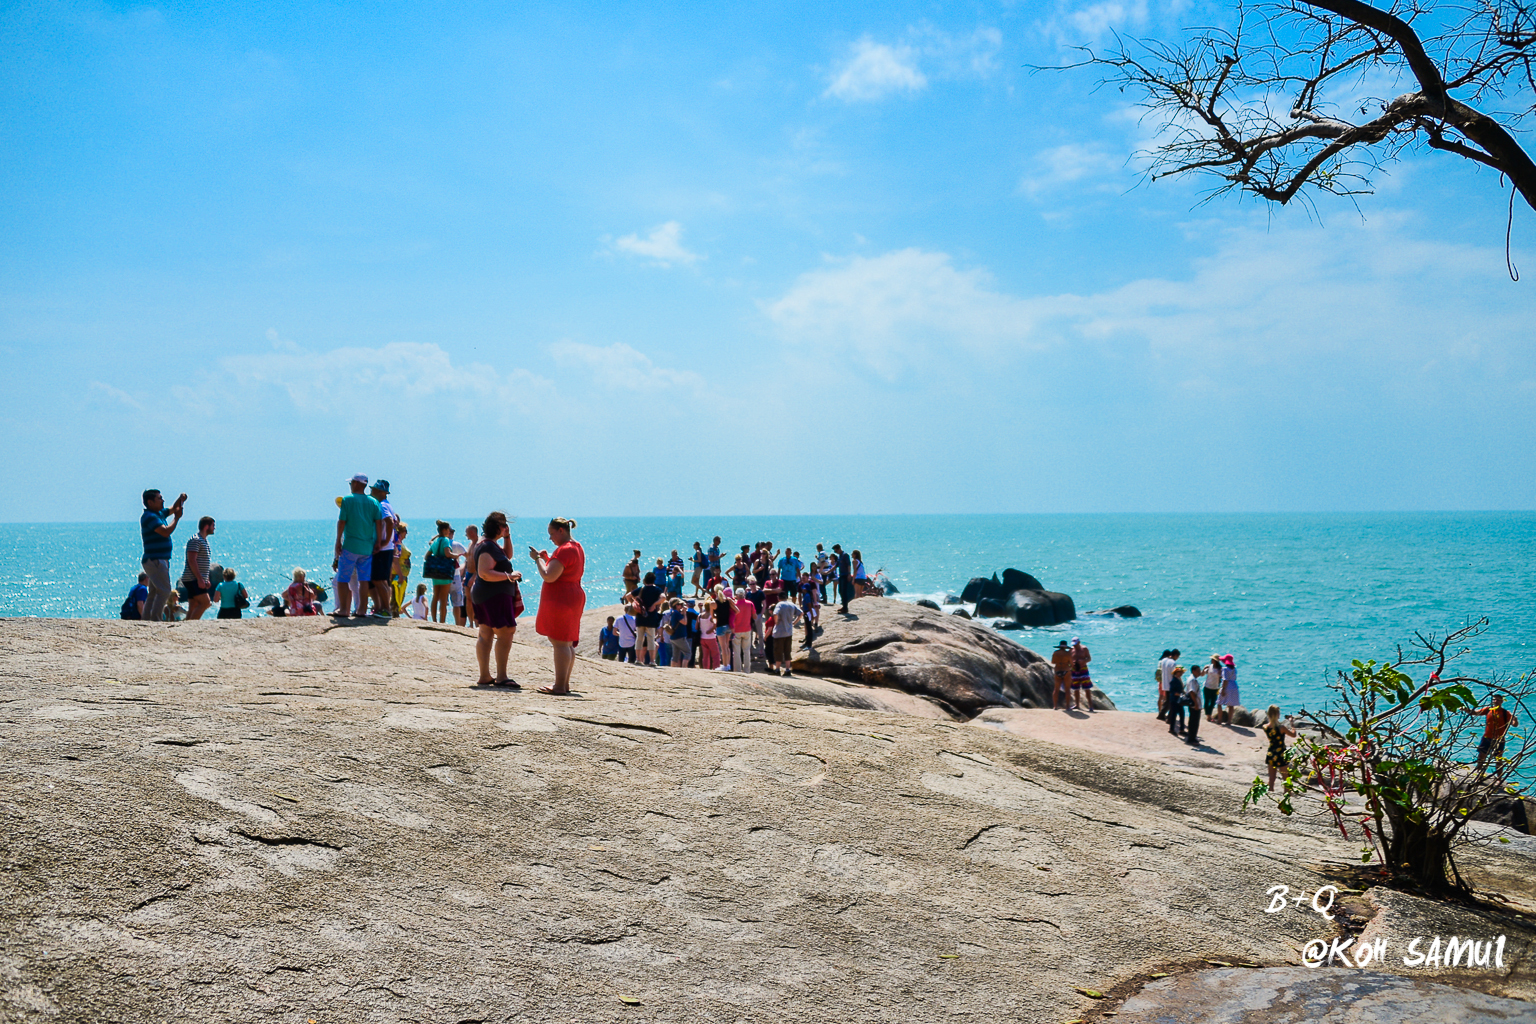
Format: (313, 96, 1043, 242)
(337, 549, 372, 584)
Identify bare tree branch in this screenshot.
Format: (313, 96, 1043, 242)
(1064, 0, 1536, 225)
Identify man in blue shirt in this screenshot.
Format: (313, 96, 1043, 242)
(120, 573, 150, 620)
(707, 537, 722, 578)
(140, 488, 186, 622)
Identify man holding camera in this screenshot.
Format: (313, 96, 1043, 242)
(140, 488, 187, 622)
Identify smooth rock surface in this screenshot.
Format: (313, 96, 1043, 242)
(1117, 966, 1534, 1022)
(790, 598, 1113, 714)
(3, 618, 1533, 1024)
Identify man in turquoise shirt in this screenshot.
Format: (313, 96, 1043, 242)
(333, 474, 385, 619)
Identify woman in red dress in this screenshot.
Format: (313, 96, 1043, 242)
(530, 516, 585, 695)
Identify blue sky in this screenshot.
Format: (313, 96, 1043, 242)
(2, 0, 1532, 523)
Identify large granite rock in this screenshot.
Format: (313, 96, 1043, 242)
(961, 569, 1076, 626)
(2, 619, 1533, 1023)
(791, 597, 1112, 714)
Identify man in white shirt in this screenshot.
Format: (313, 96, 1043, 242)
(368, 479, 400, 619)
(1157, 648, 1180, 720)
(614, 606, 639, 664)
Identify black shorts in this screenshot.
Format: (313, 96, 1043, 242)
(371, 550, 395, 583)
(182, 580, 212, 599)
(216, 607, 241, 619)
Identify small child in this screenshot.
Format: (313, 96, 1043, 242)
(408, 583, 429, 620)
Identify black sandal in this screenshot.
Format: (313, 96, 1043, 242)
(495, 679, 522, 690)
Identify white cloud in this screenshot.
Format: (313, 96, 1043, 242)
(764, 249, 1046, 378)
(824, 27, 1002, 102)
(86, 380, 144, 411)
(764, 219, 1530, 391)
(1066, 0, 1149, 39)
(825, 38, 927, 102)
(550, 342, 705, 392)
(214, 341, 555, 417)
(609, 221, 702, 267)
(1019, 142, 1123, 196)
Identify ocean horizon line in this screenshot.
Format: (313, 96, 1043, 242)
(3, 509, 1536, 527)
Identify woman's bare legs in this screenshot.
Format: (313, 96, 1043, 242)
(475, 624, 495, 684)
(431, 584, 450, 623)
(495, 626, 515, 682)
(544, 640, 575, 694)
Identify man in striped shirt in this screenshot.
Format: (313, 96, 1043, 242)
(181, 516, 217, 620)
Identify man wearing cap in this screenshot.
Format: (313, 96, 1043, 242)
(369, 479, 400, 619)
(1050, 640, 1073, 710)
(333, 474, 384, 619)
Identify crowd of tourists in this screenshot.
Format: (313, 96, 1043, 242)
(592, 540, 873, 677)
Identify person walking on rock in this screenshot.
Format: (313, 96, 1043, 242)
(1471, 694, 1518, 772)
(140, 488, 186, 622)
(1070, 637, 1093, 711)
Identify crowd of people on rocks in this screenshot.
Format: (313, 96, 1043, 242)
(592, 540, 873, 678)
(133, 481, 1519, 776)
(124, 478, 877, 692)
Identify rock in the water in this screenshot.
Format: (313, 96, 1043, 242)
(999, 568, 1046, 593)
(961, 570, 1076, 627)
(942, 594, 963, 606)
(257, 593, 282, 608)
(915, 598, 941, 610)
(792, 597, 1102, 714)
(960, 575, 1000, 603)
(880, 577, 900, 595)
(949, 608, 972, 619)
(975, 596, 1008, 618)
(1084, 605, 1142, 618)
(992, 620, 1024, 631)
(1004, 589, 1076, 627)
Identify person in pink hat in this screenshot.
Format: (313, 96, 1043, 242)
(1216, 654, 1240, 724)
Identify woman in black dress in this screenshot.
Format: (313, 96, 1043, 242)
(1262, 705, 1298, 788)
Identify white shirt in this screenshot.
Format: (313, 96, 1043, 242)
(1158, 656, 1177, 691)
(614, 614, 638, 646)
(408, 596, 429, 619)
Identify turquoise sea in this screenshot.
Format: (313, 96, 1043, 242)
(2, 513, 1532, 717)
